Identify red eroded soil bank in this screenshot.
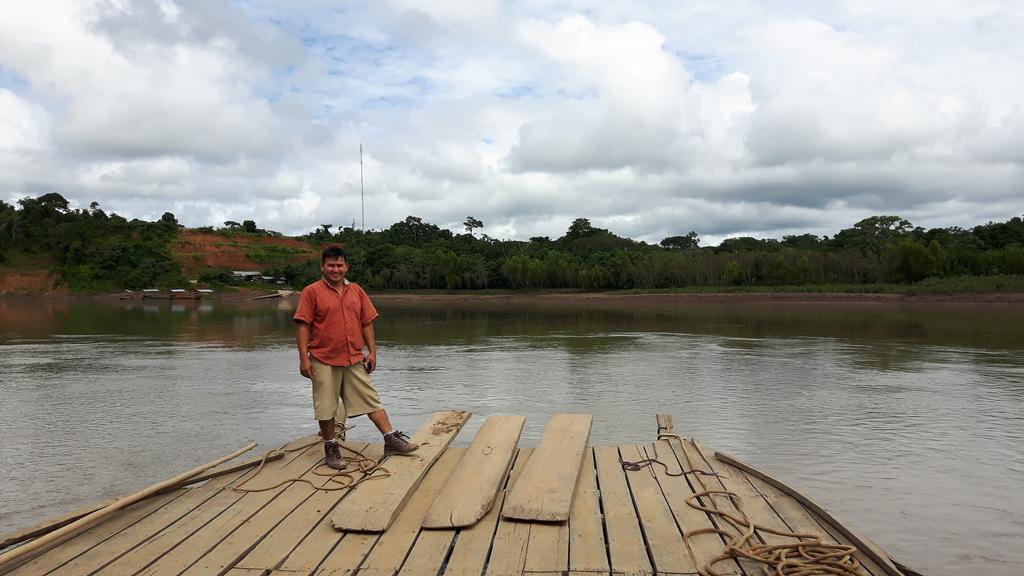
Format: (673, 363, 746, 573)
(172, 230, 318, 278)
(0, 270, 62, 294)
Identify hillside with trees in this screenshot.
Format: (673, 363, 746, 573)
(1, 193, 1023, 293)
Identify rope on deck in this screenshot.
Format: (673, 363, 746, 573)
(231, 434, 391, 494)
(624, 438, 870, 576)
(683, 489, 867, 576)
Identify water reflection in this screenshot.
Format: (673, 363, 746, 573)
(1, 296, 1023, 576)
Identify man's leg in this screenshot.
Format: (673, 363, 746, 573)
(341, 364, 418, 455)
(334, 402, 347, 441)
(318, 419, 336, 442)
(366, 409, 391, 434)
(310, 358, 345, 469)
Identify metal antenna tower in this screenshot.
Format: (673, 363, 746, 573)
(359, 143, 365, 231)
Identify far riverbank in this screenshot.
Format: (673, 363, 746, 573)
(4, 287, 1024, 305)
(370, 290, 1024, 305)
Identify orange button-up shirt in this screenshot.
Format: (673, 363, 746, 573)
(293, 278, 379, 367)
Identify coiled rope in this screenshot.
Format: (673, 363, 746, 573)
(232, 434, 391, 494)
(625, 439, 868, 576)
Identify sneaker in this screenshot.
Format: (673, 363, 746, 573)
(384, 430, 419, 456)
(324, 441, 346, 470)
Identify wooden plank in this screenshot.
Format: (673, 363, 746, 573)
(502, 414, 592, 522)
(713, 450, 901, 576)
(619, 445, 696, 575)
(523, 508, 569, 574)
(58, 468, 251, 575)
(393, 444, 489, 573)
(181, 442, 374, 575)
(593, 446, 652, 576)
(484, 512, 530, 576)
(423, 415, 525, 528)
(0, 442, 259, 574)
(4, 491, 184, 576)
(96, 472, 254, 575)
(331, 411, 472, 532)
(275, 449, 388, 576)
(236, 443, 383, 570)
(347, 447, 464, 576)
(443, 447, 532, 576)
(643, 441, 739, 576)
(568, 448, 609, 575)
(312, 533, 378, 576)
(394, 529, 455, 576)
(655, 414, 674, 436)
(692, 450, 803, 548)
(0, 439, 304, 553)
(665, 438, 765, 576)
(737, 469, 886, 576)
(135, 444, 325, 576)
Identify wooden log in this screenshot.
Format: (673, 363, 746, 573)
(423, 415, 525, 528)
(502, 413, 592, 522)
(0, 441, 257, 572)
(714, 451, 906, 576)
(0, 448, 285, 551)
(53, 468, 253, 575)
(4, 491, 184, 575)
(331, 410, 472, 532)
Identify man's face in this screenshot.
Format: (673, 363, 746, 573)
(321, 256, 349, 284)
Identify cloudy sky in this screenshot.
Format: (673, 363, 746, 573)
(1, 1, 1022, 245)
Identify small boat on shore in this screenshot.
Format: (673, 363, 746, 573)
(140, 288, 167, 300)
(0, 413, 919, 576)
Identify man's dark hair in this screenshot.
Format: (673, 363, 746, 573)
(321, 244, 347, 263)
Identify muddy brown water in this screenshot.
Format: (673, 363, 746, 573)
(1, 295, 1022, 575)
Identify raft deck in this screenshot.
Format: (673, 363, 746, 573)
(0, 413, 914, 576)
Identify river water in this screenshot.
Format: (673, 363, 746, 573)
(1, 295, 1022, 575)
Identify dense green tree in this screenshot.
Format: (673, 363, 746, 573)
(833, 215, 913, 259)
(463, 216, 484, 236)
(660, 231, 700, 249)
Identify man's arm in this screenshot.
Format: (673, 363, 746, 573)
(296, 321, 314, 378)
(362, 321, 377, 373)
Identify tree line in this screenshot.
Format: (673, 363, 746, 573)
(2, 193, 1023, 291)
(278, 214, 1024, 291)
(0, 193, 184, 290)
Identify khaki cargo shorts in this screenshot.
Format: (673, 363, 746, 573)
(309, 357, 384, 421)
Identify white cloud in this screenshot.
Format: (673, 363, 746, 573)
(509, 17, 704, 173)
(0, 0, 1021, 243)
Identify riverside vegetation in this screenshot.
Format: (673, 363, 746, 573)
(2, 192, 1023, 293)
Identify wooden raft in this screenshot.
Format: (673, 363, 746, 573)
(0, 413, 911, 576)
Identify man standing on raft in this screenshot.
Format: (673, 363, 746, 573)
(294, 244, 419, 469)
